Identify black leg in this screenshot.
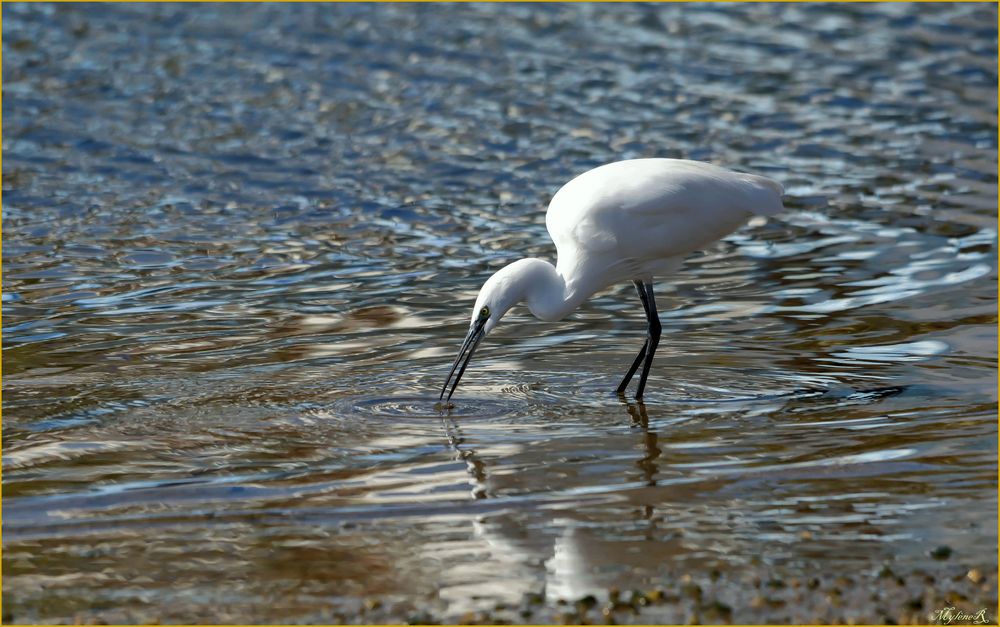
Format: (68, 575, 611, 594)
(634, 282, 661, 399)
(616, 281, 652, 395)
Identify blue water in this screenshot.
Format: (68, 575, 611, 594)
(3, 3, 996, 623)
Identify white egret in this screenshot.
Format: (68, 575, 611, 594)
(441, 158, 785, 401)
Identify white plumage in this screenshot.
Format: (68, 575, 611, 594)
(441, 158, 784, 401)
(548, 158, 783, 293)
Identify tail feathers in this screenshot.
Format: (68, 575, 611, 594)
(745, 173, 784, 196)
(742, 173, 785, 216)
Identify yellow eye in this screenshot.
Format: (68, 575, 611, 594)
(480, 306, 490, 318)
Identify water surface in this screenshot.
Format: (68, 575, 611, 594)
(3, 3, 997, 623)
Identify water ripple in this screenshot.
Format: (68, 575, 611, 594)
(2, 2, 996, 623)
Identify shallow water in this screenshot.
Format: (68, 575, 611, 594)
(3, 3, 997, 623)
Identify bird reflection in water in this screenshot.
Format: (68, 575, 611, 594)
(626, 401, 663, 491)
(433, 400, 677, 610)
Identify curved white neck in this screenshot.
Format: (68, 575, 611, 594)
(514, 258, 590, 322)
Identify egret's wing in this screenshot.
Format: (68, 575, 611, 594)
(546, 158, 785, 266)
(570, 216, 618, 252)
(546, 202, 619, 259)
(601, 173, 776, 263)
(605, 161, 784, 219)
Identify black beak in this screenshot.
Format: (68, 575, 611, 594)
(440, 317, 488, 401)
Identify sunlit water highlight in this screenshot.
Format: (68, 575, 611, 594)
(2, 2, 996, 623)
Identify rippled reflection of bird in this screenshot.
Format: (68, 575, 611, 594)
(441, 158, 785, 401)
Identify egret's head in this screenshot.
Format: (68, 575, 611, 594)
(439, 263, 528, 401)
(471, 264, 528, 335)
